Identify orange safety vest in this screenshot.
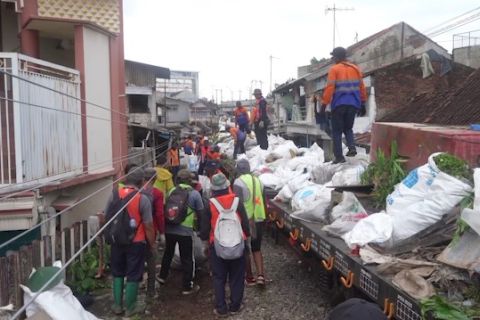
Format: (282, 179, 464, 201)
(119, 187, 146, 243)
(168, 149, 180, 166)
(208, 193, 247, 244)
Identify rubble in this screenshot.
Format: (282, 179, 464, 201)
(379, 62, 480, 125)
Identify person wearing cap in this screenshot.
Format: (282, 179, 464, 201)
(101, 167, 155, 317)
(233, 159, 267, 286)
(327, 298, 387, 320)
(234, 101, 250, 133)
(251, 88, 269, 150)
(321, 46, 368, 164)
(154, 155, 175, 203)
(199, 173, 250, 317)
(158, 169, 205, 295)
(226, 124, 246, 160)
(142, 168, 165, 299)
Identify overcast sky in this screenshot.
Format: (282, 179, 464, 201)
(123, 0, 480, 101)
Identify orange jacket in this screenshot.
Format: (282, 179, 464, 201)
(119, 187, 145, 243)
(168, 148, 180, 166)
(322, 61, 367, 110)
(234, 106, 250, 125)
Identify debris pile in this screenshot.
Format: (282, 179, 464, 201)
(380, 65, 480, 125)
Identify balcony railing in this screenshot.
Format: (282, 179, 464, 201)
(0, 53, 82, 187)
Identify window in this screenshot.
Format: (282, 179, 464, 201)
(129, 95, 149, 113)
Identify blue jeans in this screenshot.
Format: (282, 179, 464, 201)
(331, 105, 357, 159)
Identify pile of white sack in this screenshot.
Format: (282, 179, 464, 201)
(218, 134, 369, 223)
(342, 153, 473, 249)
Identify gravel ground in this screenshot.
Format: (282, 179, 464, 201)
(89, 227, 332, 319)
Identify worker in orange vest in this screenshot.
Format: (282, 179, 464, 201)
(321, 47, 367, 164)
(102, 168, 155, 317)
(199, 173, 250, 317)
(251, 89, 269, 150)
(234, 101, 250, 132)
(168, 143, 181, 179)
(226, 125, 246, 159)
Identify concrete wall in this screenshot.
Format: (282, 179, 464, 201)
(83, 26, 113, 173)
(166, 102, 190, 123)
(40, 176, 113, 229)
(0, 2, 19, 51)
(39, 36, 75, 68)
(351, 23, 450, 75)
(453, 46, 480, 69)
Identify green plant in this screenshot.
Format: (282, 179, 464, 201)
(421, 295, 480, 320)
(433, 153, 471, 181)
(451, 192, 474, 246)
(68, 246, 108, 294)
(361, 141, 406, 208)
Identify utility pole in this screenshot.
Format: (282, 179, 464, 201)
(269, 55, 279, 93)
(325, 4, 354, 48)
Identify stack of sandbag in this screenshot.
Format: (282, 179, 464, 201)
(343, 153, 473, 249)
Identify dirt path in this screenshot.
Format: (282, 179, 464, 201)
(89, 229, 331, 319)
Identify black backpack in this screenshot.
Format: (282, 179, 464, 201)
(165, 187, 191, 225)
(104, 189, 138, 245)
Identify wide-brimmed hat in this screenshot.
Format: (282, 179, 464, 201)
(211, 173, 230, 191)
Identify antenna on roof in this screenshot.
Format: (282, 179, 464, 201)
(325, 3, 355, 48)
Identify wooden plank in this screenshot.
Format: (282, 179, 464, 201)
(39, 239, 45, 267)
(61, 229, 66, 266)
(32, 240, 42, 268)
(42, 235, 52, 266)
(0, 257, 9, 306)
(63, 228, 71, 263)
(7, 251, 22, 308)
(70, 227, 75, 262)
(74, 222, 81, 253)
(79, 222, 84, 261)
(19, 245, 32, 287)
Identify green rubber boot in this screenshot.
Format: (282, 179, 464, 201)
(125, 282, 145, 317)
(111, 277, 124, 315)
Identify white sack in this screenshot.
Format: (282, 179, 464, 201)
(270, 140, 298, 160)
(331, 165, 366, 186)
(474, 168, 480, 211)
(274, 184, 295, 203)
(187, 154, 199, 172)
(291, 185, 331, 212)
(387, 153, 472, 243)
(322, 192, 368, 237)
(259, 173, 282, 190)
(291, 196, 331, 223)
(21, 263, 99, 320)
(172, 233, 207, 269)
(343, 212, 393, 248)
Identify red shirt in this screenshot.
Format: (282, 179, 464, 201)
(149, 187, 165, 235)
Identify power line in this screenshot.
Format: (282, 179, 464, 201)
(422, 6, 480, 34)
(427, 12, 480, 38)
(0, 154, 164, 251)
(9, 173, 156, 320)
(0, 142, 168, 200)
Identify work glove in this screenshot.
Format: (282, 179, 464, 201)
(358, 104, 366, 117)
